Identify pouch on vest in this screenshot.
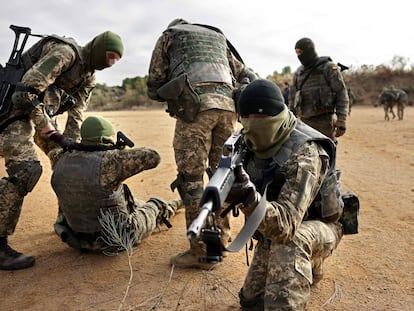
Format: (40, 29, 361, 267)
(320, 169, 344, 222)
(293, 90, 302, 112)
(339, 189, 360, 234)
(157, 73, 200, 123)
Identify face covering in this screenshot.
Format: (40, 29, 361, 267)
(241, 108, 297, 159)
(83, 31, 123, 71)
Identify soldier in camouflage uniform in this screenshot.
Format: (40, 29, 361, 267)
(49, 115, 182, 252)
(289, 37, 349, 141)
(0, 31, 123, 270)
(146, 18, 257, 269)
(228, 79, 343, 310)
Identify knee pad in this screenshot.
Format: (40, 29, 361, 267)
(6, 161, 42, 196)
(170, 173, 203, 206)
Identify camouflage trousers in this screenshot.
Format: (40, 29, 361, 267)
(0, 119, 40, 236)
(300, 114, 335, 141)
(173, 109, 237, 251)
(55, 198, 162, 252)
(240, 221, 343, 310)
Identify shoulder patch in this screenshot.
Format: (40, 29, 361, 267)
(331, 65, 338, 71)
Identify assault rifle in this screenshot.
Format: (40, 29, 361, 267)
(187, 131, 248, 263)
(0, 25, 32, 119)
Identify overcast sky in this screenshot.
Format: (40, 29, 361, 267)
(1, 0, 412, 86)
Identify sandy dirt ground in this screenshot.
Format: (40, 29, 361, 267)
(0, 106, 413, 311)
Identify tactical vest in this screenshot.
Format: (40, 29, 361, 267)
(294, 57, 336, 118)
(51, 151, 127, 233)
(166, 24, 233, 85)
(246, 120, 341, 222)
(21, 35, 92, 94)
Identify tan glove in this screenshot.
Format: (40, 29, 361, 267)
(335, 119, 346, 137)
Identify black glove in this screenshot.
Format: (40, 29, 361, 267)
(335, 119, 346, 137)
(226, 164, 258, 207)
(49, 132, 76, 150)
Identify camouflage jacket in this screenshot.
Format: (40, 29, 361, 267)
(242, 123, 337, 244)
(17, 38, 95, 140)
(147, 24, 256, 112)
(289, 57, 349, 121)
(49, 146, 160, 190)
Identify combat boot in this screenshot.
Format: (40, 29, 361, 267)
(167, 199, 184, 213)
(311, 257, 324, 285)
(0, 241, 35, 270)
(148, 197, 183, 228)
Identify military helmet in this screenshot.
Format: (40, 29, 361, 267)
(81, 115, 115, 145)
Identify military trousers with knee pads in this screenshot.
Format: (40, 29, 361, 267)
(301, 113, 335, 141)
(0, 119, 42, 236)
(172, 109, 237, 253)
(240, 220, 343, 310)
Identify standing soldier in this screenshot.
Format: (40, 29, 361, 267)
(147, 18, 257, 269)
(0, 29, 123, 270)
(289, 37, 349, 141)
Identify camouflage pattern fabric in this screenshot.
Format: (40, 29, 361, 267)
(0, 119, 38, 236)
(240, 141, 343, 309)
(21, 40, 96, 155)
(340, 189, 360, 234)
(241, 221, 342, 310)
(289, 59, 349, 139)
(0, 37, 97, 238)
(147, 23, 255, 112)
(147, 23, 257, 254)
(300, 113, 335, 140)
(49, 146, 163, 251)
(173, 109, 236, 248)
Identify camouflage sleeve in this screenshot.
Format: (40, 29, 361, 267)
(21, 42, 76, 130)
(244, 142, 329, 244)
(63, 75, 96, 141)
(21, 41, 76, 93)
(100, 147, 161, 188)
(147, 33, 171, 101)
(325, 64, 349, 121)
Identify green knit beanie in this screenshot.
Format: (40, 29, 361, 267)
(81, 115, 115, 145)
(87, 31, 123, 70)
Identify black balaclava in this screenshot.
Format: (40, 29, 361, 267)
(238, 79, 297, 159)
(295, 37, 318, 67)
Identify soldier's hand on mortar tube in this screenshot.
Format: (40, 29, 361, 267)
(335, 119, 346, 137)
(226, 164, 259, 207)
